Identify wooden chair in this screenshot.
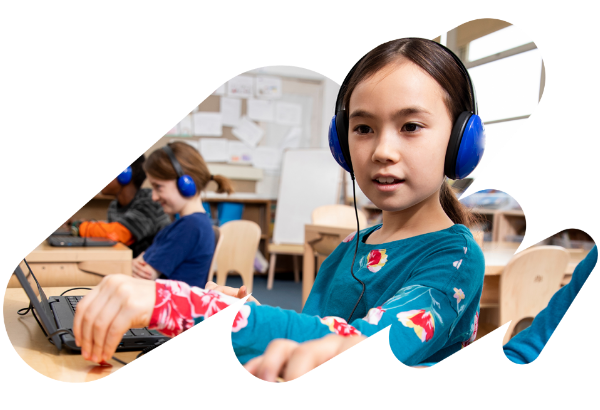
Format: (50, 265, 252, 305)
(498, 245, 569, 344)
(266, 205, 368, 290)
(206, 225, 223, 284)
(214, 220, 261, 294)
(310, 204, 368, 272)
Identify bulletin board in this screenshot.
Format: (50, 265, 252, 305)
(148, 71, 326, 198)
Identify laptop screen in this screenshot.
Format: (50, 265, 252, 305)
(13, 262, 62, 349)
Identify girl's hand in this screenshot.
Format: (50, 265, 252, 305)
(132, 253, 160, 280)
(244, 334, 367, 382)
(72, 274, 156, 363)
(204, 281, 260, 305)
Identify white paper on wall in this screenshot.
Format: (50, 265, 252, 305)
(275, 102, 302, 126)
(252, 146, 282, 170)
(227, 75, 254, 98)
(247, 99, 275, 122)
(280, 127, 302, 150)
(227, 141, 254, 164)
(232, 116, 264, 147)
(220, 97, 242, 127)
(165, 124, 179, 135)
(178, 115, 193, 136)
(193, 112, 222, 136)
(255, 76, 282, 99)
(199, 138, 229, 162)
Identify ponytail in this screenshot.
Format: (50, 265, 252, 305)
(440, 181, 481, 228)
(212, 174, 235, 195)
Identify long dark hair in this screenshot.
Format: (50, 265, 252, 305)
(342, 38, 479, 228)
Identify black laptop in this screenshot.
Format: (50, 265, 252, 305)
(14, 262, 168, 352)
(47, 236, 117, 247)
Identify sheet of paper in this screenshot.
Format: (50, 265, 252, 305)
(220, 97, 242, 127)
(227, 75, 254, 98)
(228, 141, 254, 164)
(255, 76, 282, 99)
(252, 146, 282, 170)
(170, 139, 199, 150)
(212, 83, 226, 96)
(178, 115, 193, 136)
(275, 102, 302, 126)
(247, 99, 274, 122)
(199, 138, 229, 162)
(232, 116, 264, 147)
(280, 126, 302, 150)
(193, 112, 222, 136)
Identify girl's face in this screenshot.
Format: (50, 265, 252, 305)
(348, 58, 454, 213)
(147, 174, 187, 215)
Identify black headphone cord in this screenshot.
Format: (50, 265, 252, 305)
(346, 173, 366, 323)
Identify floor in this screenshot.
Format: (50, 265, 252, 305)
(225, 271, 303, 313)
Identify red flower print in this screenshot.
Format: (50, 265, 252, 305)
(397, 309, 435, 342)
(366, 249, 388, 272)
(232, 304, 251, 333)
(320, 317, 361, 336)
(363, 306, 386, 325)
(462, 312, 479, 348)
(343, 231, 357, 243)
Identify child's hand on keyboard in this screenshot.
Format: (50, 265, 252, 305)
(204, 281, 260, 305)
(72, 274, 156, 363)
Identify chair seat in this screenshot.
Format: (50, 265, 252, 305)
(268, 243, 304, 255)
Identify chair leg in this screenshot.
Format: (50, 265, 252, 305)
(267, 253, 277, 290)
(293, 255, 300, 283)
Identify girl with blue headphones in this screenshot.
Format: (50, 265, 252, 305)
(72, 38, 487, 372)
(130, 142, 234, 288)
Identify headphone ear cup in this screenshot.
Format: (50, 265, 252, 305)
(455, 114, 485, 179)
(117, 166, 133, 185)
(328, 114, 353, 173)
(444, 112, 486, 180)
(177, 175, 197, 197)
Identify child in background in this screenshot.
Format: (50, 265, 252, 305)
(70, 155, 170, 257)
(131, 142, 234, 288)
(73, 38, 487, 371)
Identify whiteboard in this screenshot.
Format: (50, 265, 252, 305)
(272, 149, 343, 244)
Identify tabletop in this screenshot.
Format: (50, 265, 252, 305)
(3, 286, 138, 383)
(27, 241, 132, 263)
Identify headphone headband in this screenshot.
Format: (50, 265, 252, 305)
(162, 144, 184, 178)
(334, 38, 477, 117)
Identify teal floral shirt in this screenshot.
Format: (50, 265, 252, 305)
(149, 224, 485, 366)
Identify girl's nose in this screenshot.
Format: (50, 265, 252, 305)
(372, 129, 401, 164)
(151, 190, 159, 202)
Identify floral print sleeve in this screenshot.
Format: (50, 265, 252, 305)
(149, 280, 252, 337)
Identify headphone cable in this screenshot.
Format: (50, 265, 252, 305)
(346, 173, 365, 323)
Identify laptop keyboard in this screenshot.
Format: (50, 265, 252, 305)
(66, 296, 162, 336)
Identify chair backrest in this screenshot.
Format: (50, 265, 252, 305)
(499, 245, 569, 344)
(207, 225, 223, 284)
(311, 204, 368, 229)
(215, 220, 262, 293)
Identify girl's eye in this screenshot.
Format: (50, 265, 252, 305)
(354, 125, 373, 135)
(402, 123, 422, 133)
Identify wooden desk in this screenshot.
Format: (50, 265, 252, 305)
(302, 224, 354, 307)
(7, 241, 132, 288)
(3, 286, 136, 382)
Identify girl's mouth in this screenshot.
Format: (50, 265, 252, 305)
(373, 177, 405, 191)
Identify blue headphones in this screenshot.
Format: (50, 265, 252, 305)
(328, 39, 485, 180)
(162, 144, 197, 197)
(117, 167, 132, 185)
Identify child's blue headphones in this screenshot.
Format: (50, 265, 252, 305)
(328, 39, 485, 180)
(117, 167, 132, 185)
(162, 144, 197, 197)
